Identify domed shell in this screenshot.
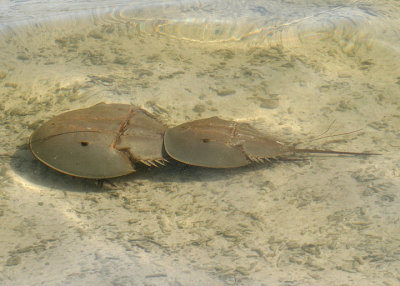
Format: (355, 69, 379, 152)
(29, 103, 167, 179)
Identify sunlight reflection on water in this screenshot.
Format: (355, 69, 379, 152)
(1, 1, 399, 285)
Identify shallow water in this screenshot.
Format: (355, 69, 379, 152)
(1, 0, 399, 285)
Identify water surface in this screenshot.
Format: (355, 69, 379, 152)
(0, 0, 399, 285)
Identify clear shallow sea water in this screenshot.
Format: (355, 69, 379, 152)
(0, 0, 399, 285)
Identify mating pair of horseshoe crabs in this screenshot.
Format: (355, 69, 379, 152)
(29, 103, 377, 180)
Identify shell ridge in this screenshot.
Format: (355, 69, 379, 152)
(111, 107, 136, 148)
(30, 130, 104, 144)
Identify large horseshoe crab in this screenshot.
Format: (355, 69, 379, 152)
(29, 103, 377, 179)
(29, 103, 167, 179)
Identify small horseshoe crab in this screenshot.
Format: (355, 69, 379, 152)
(29, 103, 167, 179)
(163, 117, 377, 168)
(29, 103, 377, 179)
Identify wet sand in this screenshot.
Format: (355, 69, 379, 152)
(0, 1, 399, 285)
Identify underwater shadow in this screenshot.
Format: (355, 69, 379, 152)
(10, 143, 287, 193)
(11, 142, 366, 193)
(10, 144, 104, 192)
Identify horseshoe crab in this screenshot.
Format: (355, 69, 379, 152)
(29, 103, 167, 179)
(30, 104, 377, 179)
(163, 116, 377, 168)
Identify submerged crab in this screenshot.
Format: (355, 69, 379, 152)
(163, 116, 376, 168)
(29, 103, 167, 179)
(29, 103, 377, 179)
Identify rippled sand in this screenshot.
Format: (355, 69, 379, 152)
(0, 1, 399, 285)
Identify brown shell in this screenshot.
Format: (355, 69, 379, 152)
(29, 103, 167, 179)
(164, 116, 377, 168)
(163, 116, 291, 168)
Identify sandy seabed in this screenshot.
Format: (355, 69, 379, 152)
(0, 1, 399, 285)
